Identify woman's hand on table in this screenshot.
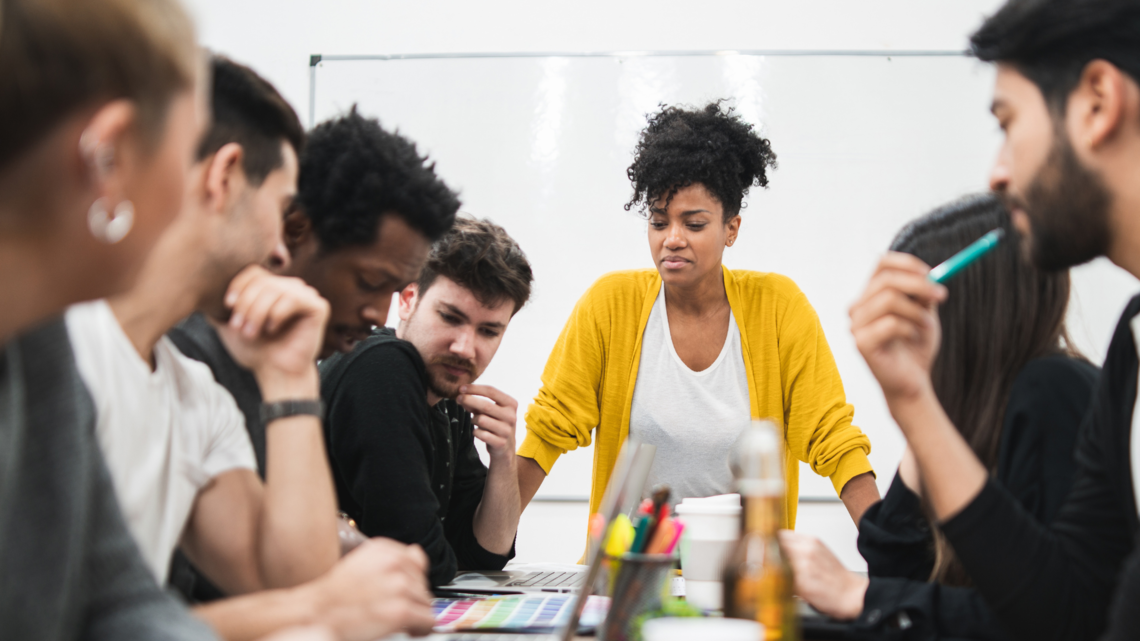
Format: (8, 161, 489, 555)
(778, 530, 868, 621)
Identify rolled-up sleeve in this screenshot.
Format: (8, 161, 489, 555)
(778, 291, 873, 495)
(520, 287, 606, 474)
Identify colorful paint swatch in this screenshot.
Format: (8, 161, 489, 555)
(432, 594, 610, 632)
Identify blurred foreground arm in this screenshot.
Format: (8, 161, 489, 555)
(195, 539, 435, 641)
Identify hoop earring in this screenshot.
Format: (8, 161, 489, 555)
(88, 198, 134, 244)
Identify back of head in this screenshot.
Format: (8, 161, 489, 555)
(196, 55, 304, 186)
(892, 193, 1073, 468)
(971, 0, 1140, 112)
(296, 108, 460, 251)
(625, 101, 778, 220)
(417, 216, 533, 315)
(891, 193, 1073, 584)
(0, 0, 198, 172)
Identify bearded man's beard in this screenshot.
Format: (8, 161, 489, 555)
(1002, 129, 1112, 271)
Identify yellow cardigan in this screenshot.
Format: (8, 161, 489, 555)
(518, 266, 873, 527)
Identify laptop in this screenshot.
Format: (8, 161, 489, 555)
(428, 440, 657, 640)
(437, 441, 657, 596)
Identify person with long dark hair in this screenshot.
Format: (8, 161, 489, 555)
(781, 193, 1097, 640)
(517, 102, 879, 529)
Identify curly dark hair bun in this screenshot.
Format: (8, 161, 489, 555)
(297, 107, 460, 250)
(625, 101, 777, 220)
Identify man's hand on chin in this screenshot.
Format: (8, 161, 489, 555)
(215, 265, 330, 398)
(457, 384, 519, 467)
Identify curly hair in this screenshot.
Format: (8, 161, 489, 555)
(417, 216, 533, 315)
(296, 107, 460, 250)
(625, 101, 777, 221)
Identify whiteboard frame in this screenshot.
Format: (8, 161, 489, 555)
(307, 49, 968, 128)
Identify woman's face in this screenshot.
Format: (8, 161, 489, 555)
(647, 183, 740, 290)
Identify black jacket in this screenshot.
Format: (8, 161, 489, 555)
(854, 354, 1098, 640)
(940, 296, 1140, 641)
(319, 328, 513, 586)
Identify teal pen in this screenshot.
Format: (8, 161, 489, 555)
(927, 228, 1005, 284)
(630, 515, 654, 554)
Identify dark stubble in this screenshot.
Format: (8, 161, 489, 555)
(1001, 127, 1113, 271)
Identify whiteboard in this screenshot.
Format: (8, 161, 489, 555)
(311, 53, 1139, 500)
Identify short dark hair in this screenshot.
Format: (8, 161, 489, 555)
(625, 101, 777, 221)
(970, 0, 1140, 113)
(296, 108, 460, 251)
(196, 55, 304, 187)
(417, 216, 533, 315)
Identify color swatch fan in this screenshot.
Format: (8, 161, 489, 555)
(432, 594, 610, 633)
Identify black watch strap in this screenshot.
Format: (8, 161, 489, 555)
(260, 399, 325, 424)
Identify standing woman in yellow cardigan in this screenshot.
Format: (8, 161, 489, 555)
(517, 102, 879, 527)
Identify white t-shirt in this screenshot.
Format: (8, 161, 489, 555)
(629, 288, 752, 504)
(66, 300, 257, 583)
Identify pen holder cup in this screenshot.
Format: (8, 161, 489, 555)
(597, 553, 677, 641)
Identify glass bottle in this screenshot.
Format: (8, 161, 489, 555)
(722, 420, 798, 641)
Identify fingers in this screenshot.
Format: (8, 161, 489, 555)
(853, 315, 927, 355)
(456, 387, 518, 427)
(225, 269, 329, 339)
(849, 286, 936, 333)
(405, 543, 429, 574)
(401, 600, 437, 637)
(851, 253, 947, 313)
(458, 384, 514, 406)
(473, 425, 509, 450)
(224, 265, 268, 309)
(239, 283, 286, 338)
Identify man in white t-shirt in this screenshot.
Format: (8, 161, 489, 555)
(66, 56, 434, 641)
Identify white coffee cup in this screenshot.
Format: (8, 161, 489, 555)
(674, 493, 741, 611)
(642, 617, 762, 641)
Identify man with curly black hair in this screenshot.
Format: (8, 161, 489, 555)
(319, 217, 533, 586)
(519, 102, 879, 549)
(279, 107, 460, 358)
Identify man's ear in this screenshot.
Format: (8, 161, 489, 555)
(397, 283, 419, 323)
(203, 142, 245, 214)
(1070, 59, 1135, 153)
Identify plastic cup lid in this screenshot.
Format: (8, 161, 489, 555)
(642, 617, 763, 641)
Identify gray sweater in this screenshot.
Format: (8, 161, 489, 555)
(0, 318, 217, 640)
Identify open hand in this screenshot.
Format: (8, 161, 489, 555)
(308, 538, 435, 640)
(456, 384, 518, 464)
(849, 252, 946, 405)
(216, 265, 330, 400)
(778, 531, 868, 621)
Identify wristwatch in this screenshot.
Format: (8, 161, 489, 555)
(260, 399, 325, 424)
